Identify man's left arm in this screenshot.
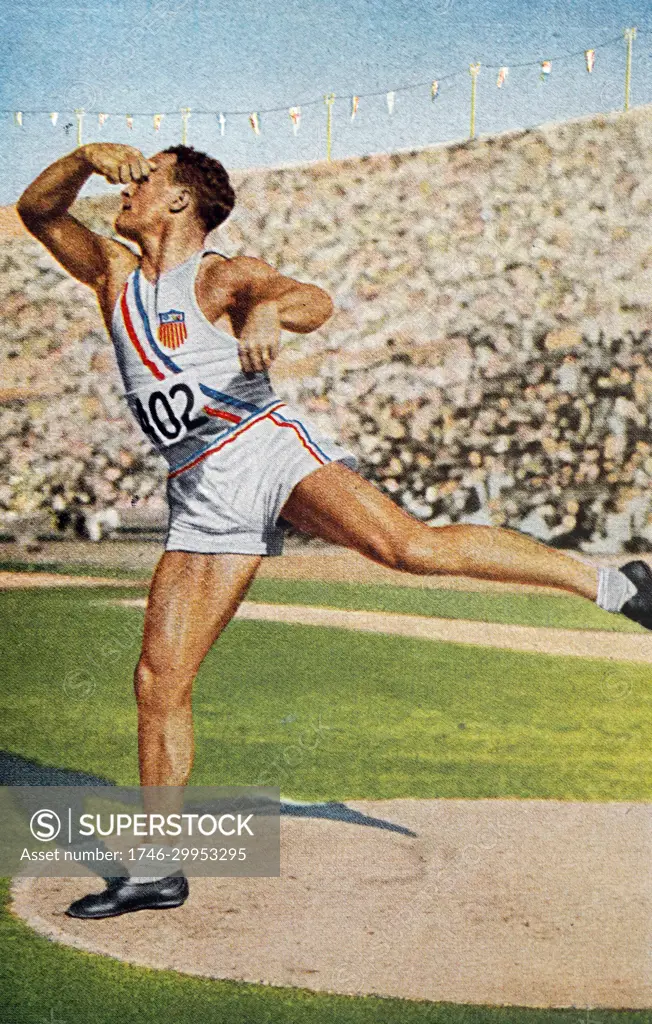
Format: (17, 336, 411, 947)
(231, 257, 334, 373)
(238, 255, 333, 331)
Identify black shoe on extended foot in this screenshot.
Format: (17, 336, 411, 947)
(620, 560, 652, 630)
(65, 873, 189, 919)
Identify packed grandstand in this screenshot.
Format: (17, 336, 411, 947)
(3, 105, 652, 553)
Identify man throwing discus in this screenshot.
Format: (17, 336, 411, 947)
(17, 142, 652, 917)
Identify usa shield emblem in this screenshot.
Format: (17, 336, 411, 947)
(158, 309, 188, 349)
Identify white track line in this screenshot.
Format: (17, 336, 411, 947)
(116, 598, 652, 664)
(0, 572, 143, 589)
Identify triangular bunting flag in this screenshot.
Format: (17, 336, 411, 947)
(49, 112, 58, 126)
(497, 67, 509, 88)
(14, 112, 22, 127)
(431, 80, 439, 101)
(218, 113, 226, 136)
(249, 112, 260, 135)
(288, 106, 301, 135)
(98, 113, 108, 127)
(585, 49, 595, 73)
(351, 95, 359, 120)
(126, 114, 134, 130)
(540, 60, 552, 80)
(386, 91, 395, 115)
(153, 114, 163, 131)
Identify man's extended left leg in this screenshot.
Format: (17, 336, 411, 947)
(282, 462, 651, 623)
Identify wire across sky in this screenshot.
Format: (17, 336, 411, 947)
(0, 0, 650, 203)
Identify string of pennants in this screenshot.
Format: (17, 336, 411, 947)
(6, 28, 642, 139)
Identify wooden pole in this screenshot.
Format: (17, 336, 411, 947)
(469, 64, 481, 139)
(75, 109, 84, 147)
(181, 107, 191, 145)
(624, 27, 637, 111)
(324, 93, 335, 162)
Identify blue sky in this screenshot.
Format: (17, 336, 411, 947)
(1, 0, 651, 204)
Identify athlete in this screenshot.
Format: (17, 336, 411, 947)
(17, 142, 652, 918)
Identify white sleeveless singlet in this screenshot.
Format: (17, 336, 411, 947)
(109, 246, 356, 554)
(110, 248, 278, 470)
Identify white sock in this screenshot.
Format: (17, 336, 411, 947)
(129, 874, 171, 884)
(128, 843, 178, 884)
(596, 566, 637, 613)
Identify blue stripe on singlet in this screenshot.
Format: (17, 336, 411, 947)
(199, 383, 260, 414)
(133, 270, 182, 375)
(133, 270, 263, 418)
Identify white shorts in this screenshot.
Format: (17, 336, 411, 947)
(164, 400, 357, 556)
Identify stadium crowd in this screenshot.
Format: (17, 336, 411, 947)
(2, 234, 652, 554)
(286, 330, 652, 554)
(3, 108, 652, 552)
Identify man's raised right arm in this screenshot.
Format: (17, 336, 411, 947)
(16, 144, 154, 288)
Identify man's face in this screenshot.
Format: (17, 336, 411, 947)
(114, 151, 179, 240)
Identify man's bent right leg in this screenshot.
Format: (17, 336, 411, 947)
(135, 551, 261, 787)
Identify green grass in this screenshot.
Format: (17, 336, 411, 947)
(0, 558, 148, 581)
(2, 581, 651, 1024)
(2, 585, 650, 801)
(2, 557, 646, 632)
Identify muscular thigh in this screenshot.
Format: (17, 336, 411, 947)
(281, 461, 418, 558)
(141, 551, 261, 678)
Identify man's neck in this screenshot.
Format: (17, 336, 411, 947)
(138, 223, 207, 283)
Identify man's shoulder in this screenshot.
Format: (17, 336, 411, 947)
(103, 236, 140, 278)
(95, 240, 140, 324)
(105, 236, 140, 267)
(202, 252, 273, 272)
(200, 252, 276, 288)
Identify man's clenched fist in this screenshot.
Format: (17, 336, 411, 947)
(80, 143, 156, 185)
(237, 299, 281, 374)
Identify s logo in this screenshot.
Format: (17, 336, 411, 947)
(30, 809, 61, 842)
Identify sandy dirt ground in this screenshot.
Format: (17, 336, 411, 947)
(10, 800, 652, 1009)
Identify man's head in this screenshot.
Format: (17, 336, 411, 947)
(115, 146, 235, 242)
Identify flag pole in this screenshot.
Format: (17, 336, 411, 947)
(624, 27, 637, 111)
(324, 93, 335, 162)
(181, 107, 191, 145)
(469, 63, 480, 139)
(75, 109, 84, 147)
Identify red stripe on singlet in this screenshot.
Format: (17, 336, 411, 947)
(203, 406, 242, 424)
(120, 284, 165, 381)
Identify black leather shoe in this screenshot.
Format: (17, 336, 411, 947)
(65, 873, 189, 919)
(620, 560, 652, 630)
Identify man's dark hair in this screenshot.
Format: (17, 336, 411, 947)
(163, 145, 235, 231)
